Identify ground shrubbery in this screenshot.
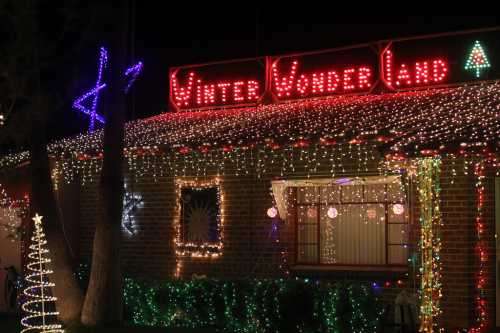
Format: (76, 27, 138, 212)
(76, 262, 383, 332)
(123, 278, 383, 333)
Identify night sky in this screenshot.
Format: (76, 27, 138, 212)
(7, 9, 500, 147)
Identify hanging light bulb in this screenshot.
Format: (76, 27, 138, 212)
(392, 204, 405, 215)
(327, 206, 338, 219)
(267, 207, 278, 218)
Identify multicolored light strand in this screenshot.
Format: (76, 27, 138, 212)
(417, 158, 442, 333)
(20, 214, 64, 333)
(467, 162, 487, 333)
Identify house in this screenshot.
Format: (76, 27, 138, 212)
(1, 28, 500, 332)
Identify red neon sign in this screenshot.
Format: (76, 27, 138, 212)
(170, 29, 500, 111)
(171, 71, 263, 109)
(381, 48, 448, 88)
(271, 60, 374, 98)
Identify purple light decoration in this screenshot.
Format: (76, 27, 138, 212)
(73, 47, 108, 132)
(334, 177, 352, 185)
(124, 61, 143, 93)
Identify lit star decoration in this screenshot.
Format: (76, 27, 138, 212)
(73, 48, 143, 131)
(124, 61, 143, 94)
(73, 47, 108, 132)
(122, 183, 144, 236)
(465, 41, 491, 78)
(21, 214, 64, 333)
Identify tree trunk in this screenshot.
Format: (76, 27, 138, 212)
(26, 0, 84, 323)
(29, 104, 84, 323)
(80, 1, 128, 325)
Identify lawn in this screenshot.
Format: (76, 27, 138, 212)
(0, 314, 217, 333)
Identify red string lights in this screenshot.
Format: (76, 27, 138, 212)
(468, 162, 487, 333)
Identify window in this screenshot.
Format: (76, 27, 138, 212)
(175, 178, 223, 258)
(296, 179, 408, 266)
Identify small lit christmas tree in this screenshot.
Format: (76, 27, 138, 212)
(20, 213, 64, 333)
(464, 40, 491, 78)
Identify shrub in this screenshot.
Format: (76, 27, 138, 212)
(123, 278, 383, 333)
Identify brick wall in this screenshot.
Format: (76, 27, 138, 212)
(73, 151, 497, 330)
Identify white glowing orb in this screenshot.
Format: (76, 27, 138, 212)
(392, 204, 405, 215)
(366, 209, 377, 219)
(267, 207, 278, 218)
(327, 207, 338, 219)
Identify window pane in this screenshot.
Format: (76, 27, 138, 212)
(364, 184, 386, 202)
(388, 224, 407, 244)
(388, 245, 408, 265)
(320, 204, 385, 265)
(298, 224, 317, 243)
(341, 185, 363, 202)
(298, 245, 317, 263)
(387, 182, 405, 202)
(298, 205, 318, 224)
(358, 204, 385, 265)
(297, 187, 318, 204)
(320, 186, 341, 203)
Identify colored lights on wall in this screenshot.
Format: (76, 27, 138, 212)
(464, 40, 491, 78)
(417, 158, 443, 333)
(467, 162, 488, 332)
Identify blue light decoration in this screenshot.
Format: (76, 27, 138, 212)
(73, 47, 108, 132)
(122, 183, 143, 236)
(124, 61, 144, 94)
(73, 47, 144, 131)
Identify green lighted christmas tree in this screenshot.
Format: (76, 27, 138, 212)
(20, 213, 64, 333)
(464, 40, 491, 78)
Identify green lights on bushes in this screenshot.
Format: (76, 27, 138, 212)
(123, 278, 383, 333)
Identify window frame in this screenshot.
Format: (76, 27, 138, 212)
(174, 178, 224, 258)
(294, 183, 409, 267)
